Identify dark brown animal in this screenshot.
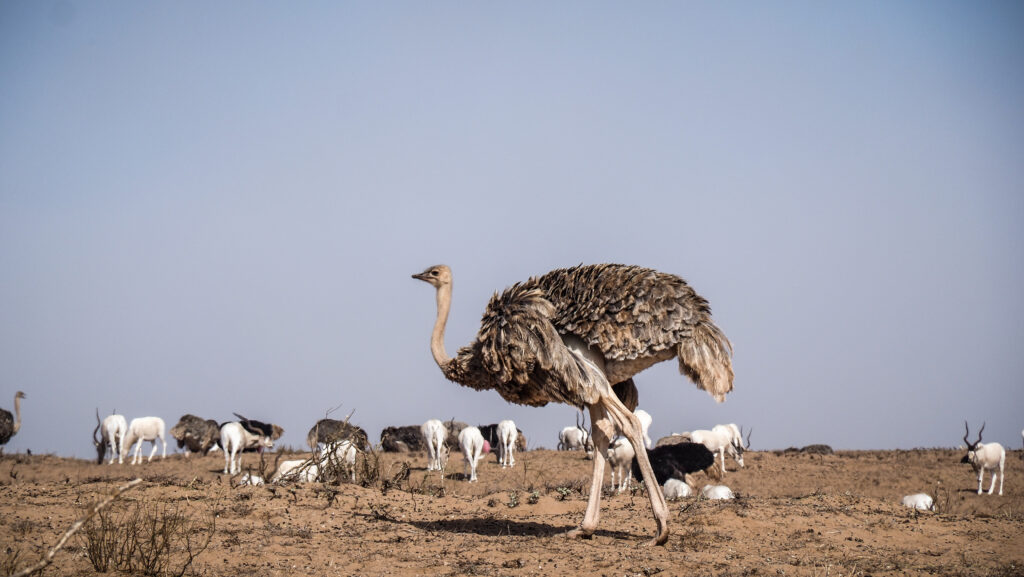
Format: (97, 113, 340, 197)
(306, 418, 369, 451)
(233, 413, 284, 442)
(380, 425, 426, 452)
(414, 263, 733, 545)
(0, 391, 25, 452)
(169, 414, 221, 455)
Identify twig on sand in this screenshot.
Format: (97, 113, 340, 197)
(11, 478, 143, 577)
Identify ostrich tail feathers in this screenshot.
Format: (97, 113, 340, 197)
(677, 320, 734, 402)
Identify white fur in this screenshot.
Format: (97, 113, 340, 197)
(497, 419, 517, 468)
(606, 436, 635, 493)
(100, 414, 128, 465)
(459, 426, 485, 482)
(273, 440, 357, 483)
(663, 478, 693, 499)
(557, 426, 593, 455)
(634, 409, 653, 449)
(965, 442, 1006, 496)
(684, 424, 745, 475)
(901, 493, 934, 511)
(122, 417, 167, 465)
(701, 484, 734, 500)
(220, 421, 274, 475)
(238, 473, 264, 486)
(422, 419, 448, 472)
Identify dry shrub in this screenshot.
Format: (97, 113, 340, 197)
(78, 499, 215, 576)
(1, 548, 22, 576)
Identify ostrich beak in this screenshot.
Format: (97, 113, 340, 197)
(412, 272, 429, 281)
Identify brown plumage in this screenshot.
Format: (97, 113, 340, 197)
(0, 391, 26, 450)
(306, 418, 369, 451)
(169, 414, 221, 455)
(413, 264, 734, 546)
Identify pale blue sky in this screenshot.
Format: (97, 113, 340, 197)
(1, 2, 1021, 458)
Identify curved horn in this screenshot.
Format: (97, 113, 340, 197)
(744, 427, 753, 449)
(93, 409, 102, 444)
(976, 422, 986, 446)
(963, 420, 971, 448)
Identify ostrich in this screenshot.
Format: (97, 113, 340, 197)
(413, 264, 733, 545)
(0, 391, 26, 453)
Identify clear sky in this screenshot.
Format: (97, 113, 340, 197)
(1, 2, 1022, 459)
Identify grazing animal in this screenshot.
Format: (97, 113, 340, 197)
(631, 442, 717, 487)
(273, 440, 359, 484)
(220, 421, 274, 475)
(169, 414, 221, 456)
(0, 391, 26, 452)
(607, 436, 636, 493)
(663, 478, 693, 500)
(497, 420, 518, 468)
(442, 419, 469, 448)
(306, 418, 369, 451)
(960, 422, 1006, 496)
(478, 422, 527, 461)
(901, 493, 935, 511)
(558, 426, 594, 455)
(414, 263, 733, 545)
(421, 419, 449, 472)
(92, 409, 128, 464)
(380, 425, 426, 452)
(681, 425, 745, 475)
(701, 484, 734, 500)
(122, 417, 168, 465)
(634, 409, 653, 449)
(458, 425, 485, 482)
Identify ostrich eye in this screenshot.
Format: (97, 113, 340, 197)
(431, 270, 439, 276)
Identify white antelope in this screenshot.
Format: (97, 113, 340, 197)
(901, 493, 934, 511)
(683, 424, 750, 475)
(459, 425, 485, 482)
(274, 440, 357, 483)
(220, 421, 274, 475)
(497, 419, 517, 468)
(422, 419, 449, 472)
(121, 417, 167, 465)
(607, 436, 636, 493)
(634, 409, 653, 449)
(93, 410, 128, 465)
(961, 422, 1005, 496)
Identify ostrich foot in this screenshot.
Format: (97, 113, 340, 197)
(565, 527, 593, 539)
(647, 527, 670, 547)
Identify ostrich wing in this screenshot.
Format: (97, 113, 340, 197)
(529, 264, 728, 362)
(445, 284, 613, 408)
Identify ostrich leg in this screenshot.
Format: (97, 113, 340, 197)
(567, 403, 613, 540)
(602, 392, 670, 546)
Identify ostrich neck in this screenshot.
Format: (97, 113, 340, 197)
(12, 396, 21, 434)
(430, 283, 453, 369)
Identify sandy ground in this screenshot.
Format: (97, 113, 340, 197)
(1, 447, 1022, 576)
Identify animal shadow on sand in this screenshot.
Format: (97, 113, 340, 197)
(359, 512, 632, 540)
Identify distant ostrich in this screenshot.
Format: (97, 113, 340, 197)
(0, 391, 26, 452)
(413, 264, 733, 545)
(306, 418, 369, 452)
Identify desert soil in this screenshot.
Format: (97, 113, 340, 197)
(1, 447, 1022, 577)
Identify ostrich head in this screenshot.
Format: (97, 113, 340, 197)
(412, 264, 451, 288)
